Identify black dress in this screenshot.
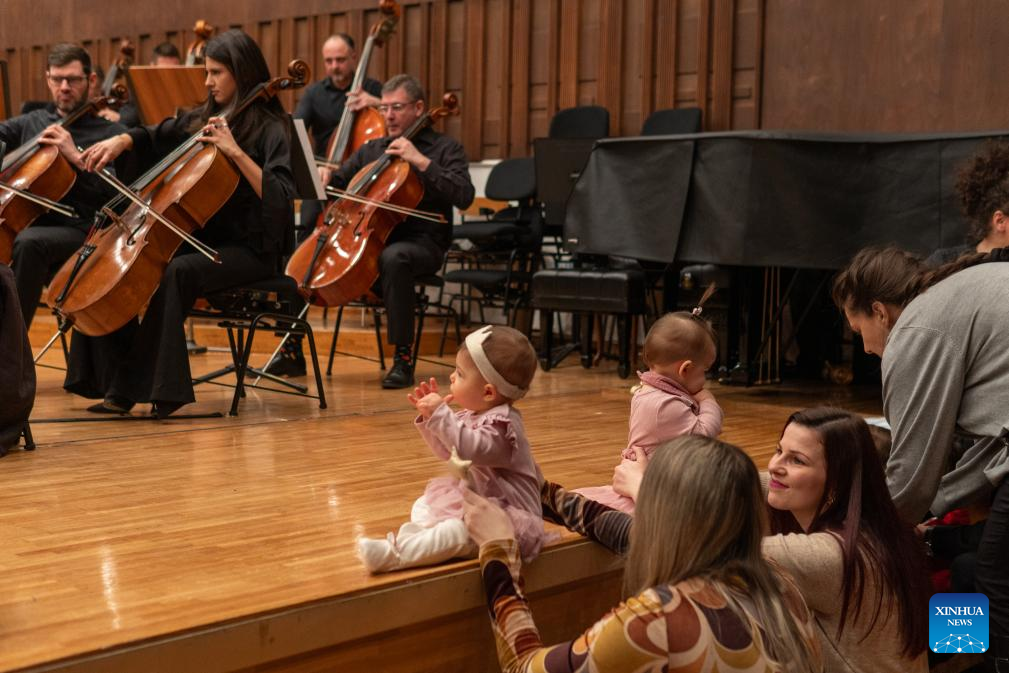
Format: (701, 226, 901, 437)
(64, 107, 297, 409)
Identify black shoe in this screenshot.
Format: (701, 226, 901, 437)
(151, 400, 185, 419)
(87, 395, 134, 414)
(382, 358, 415, 389)
(263, 343, 307, 377)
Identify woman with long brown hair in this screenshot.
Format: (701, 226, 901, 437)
(764, 408, 930, 671)
(464, 436, 821, 673)
(64, 29, 297, 417)
(832, 245, 1009, 672)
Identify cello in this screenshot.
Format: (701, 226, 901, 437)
(285, 93, 457, 307)
(46, 61, 310, 336)
(0, 86, 129, 264)
(319, 0, 400, 172)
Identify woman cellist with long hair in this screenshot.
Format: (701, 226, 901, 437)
(69, 29, 298, 418)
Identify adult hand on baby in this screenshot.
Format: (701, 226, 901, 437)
(462, 487, 515, 547)
(612, 447, 649, 502)
(407, 377, 454, 418)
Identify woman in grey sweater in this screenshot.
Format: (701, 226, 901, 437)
(832, 246, 1009, 672)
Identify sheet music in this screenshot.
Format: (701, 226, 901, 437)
(290, 118, 325, 200)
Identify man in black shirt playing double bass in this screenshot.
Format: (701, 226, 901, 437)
(0, 43, 125, 328)
(275, 74, 474, 389)
(293, 34, 382, 242)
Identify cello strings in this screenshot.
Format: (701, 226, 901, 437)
(94, 169, 222, 263)
(323, 186, 446, 223)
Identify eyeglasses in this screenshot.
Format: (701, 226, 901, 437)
(377, 102, 415, 114)
(47, 75, 88, 87)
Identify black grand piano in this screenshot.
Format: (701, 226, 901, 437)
(534, 130, 1009, 380)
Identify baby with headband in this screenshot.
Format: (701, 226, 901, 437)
(357, 325, 550, 573)
(576, 309, 723, 513)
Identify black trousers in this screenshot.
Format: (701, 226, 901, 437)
(377, 237, 444, 347)
(11, 223, 86, 328)
(65, 246, 273, 406)
(977, 476, 1009, 671)
(297, 200, 324, 245)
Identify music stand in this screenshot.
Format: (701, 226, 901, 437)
(532, 137, 597, 239)
(126, 66, 207, 125)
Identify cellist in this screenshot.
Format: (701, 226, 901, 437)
(273, 75, 474, 388)
(293, 34, 382, 242)
(71, 29, 297, 418)
(0, 44, 126, 327)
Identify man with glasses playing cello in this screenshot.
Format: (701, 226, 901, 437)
(274, 74, 474, 389)
(0, 43, 125, 328)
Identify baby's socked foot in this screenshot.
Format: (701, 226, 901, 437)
(356, 533, 401, 574)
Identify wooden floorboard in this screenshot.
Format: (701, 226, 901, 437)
(0, 338, 883, 672)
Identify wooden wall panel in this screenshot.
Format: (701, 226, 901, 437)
(0, 0, 762, 157)
(760, 0, 1009, 133)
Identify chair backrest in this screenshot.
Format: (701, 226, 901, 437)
(640, 107, 702, 136)
(548, 105, 610, 139)
(484, 157, 536, 203)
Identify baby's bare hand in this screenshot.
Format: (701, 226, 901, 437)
(415, 392, 446, 418)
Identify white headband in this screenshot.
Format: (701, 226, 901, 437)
(464, 325, 528, 401)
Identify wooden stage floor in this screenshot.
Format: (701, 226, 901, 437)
(1, 339, 882, 672)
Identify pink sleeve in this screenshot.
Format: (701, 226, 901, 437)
(641, 395, 723, 444)
(422, 404, 516, 468)
(686, 397, 723, 437)
(415, 407, 453, 460)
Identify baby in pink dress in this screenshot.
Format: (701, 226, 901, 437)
(357, 325, 549, 573)
(576, 311, 723, 513)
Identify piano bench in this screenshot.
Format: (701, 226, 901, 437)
(531, 269, 648, 378)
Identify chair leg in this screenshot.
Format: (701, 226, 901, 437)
(326, 305, 344, 376)
(373, 309, 386, 370)
(540, 310, 554, 371)
(412, 295, 428, 368)
(617, 314, 632, 379)
(301, 321, 328, 410)
(22, 422, 36, 451)
(439, 313, 449, 356)
(231, 318, 260, 416)
(453, 307, 462, 353)
(581, 314, 595, 369)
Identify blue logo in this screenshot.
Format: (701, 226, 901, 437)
(929, 593, 988, 654)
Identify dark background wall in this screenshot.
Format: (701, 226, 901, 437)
(1, 0, 1005, 159)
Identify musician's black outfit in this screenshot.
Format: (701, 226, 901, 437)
(64, 107, 297, 415)
(330, 127, 474, 387)
(0, 108, 125, 327)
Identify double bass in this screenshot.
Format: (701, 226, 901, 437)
(285, 93, 458, 307)
(0, 86, 128, 264)
(320, 0, 400, 172)
(46, 61, 310, 336)
(101, 40, 134, 98)
(185, 20, 214, 66)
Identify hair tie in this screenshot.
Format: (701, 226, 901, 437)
(464, 325, 527, 400)
(691, 306, 703, 317)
